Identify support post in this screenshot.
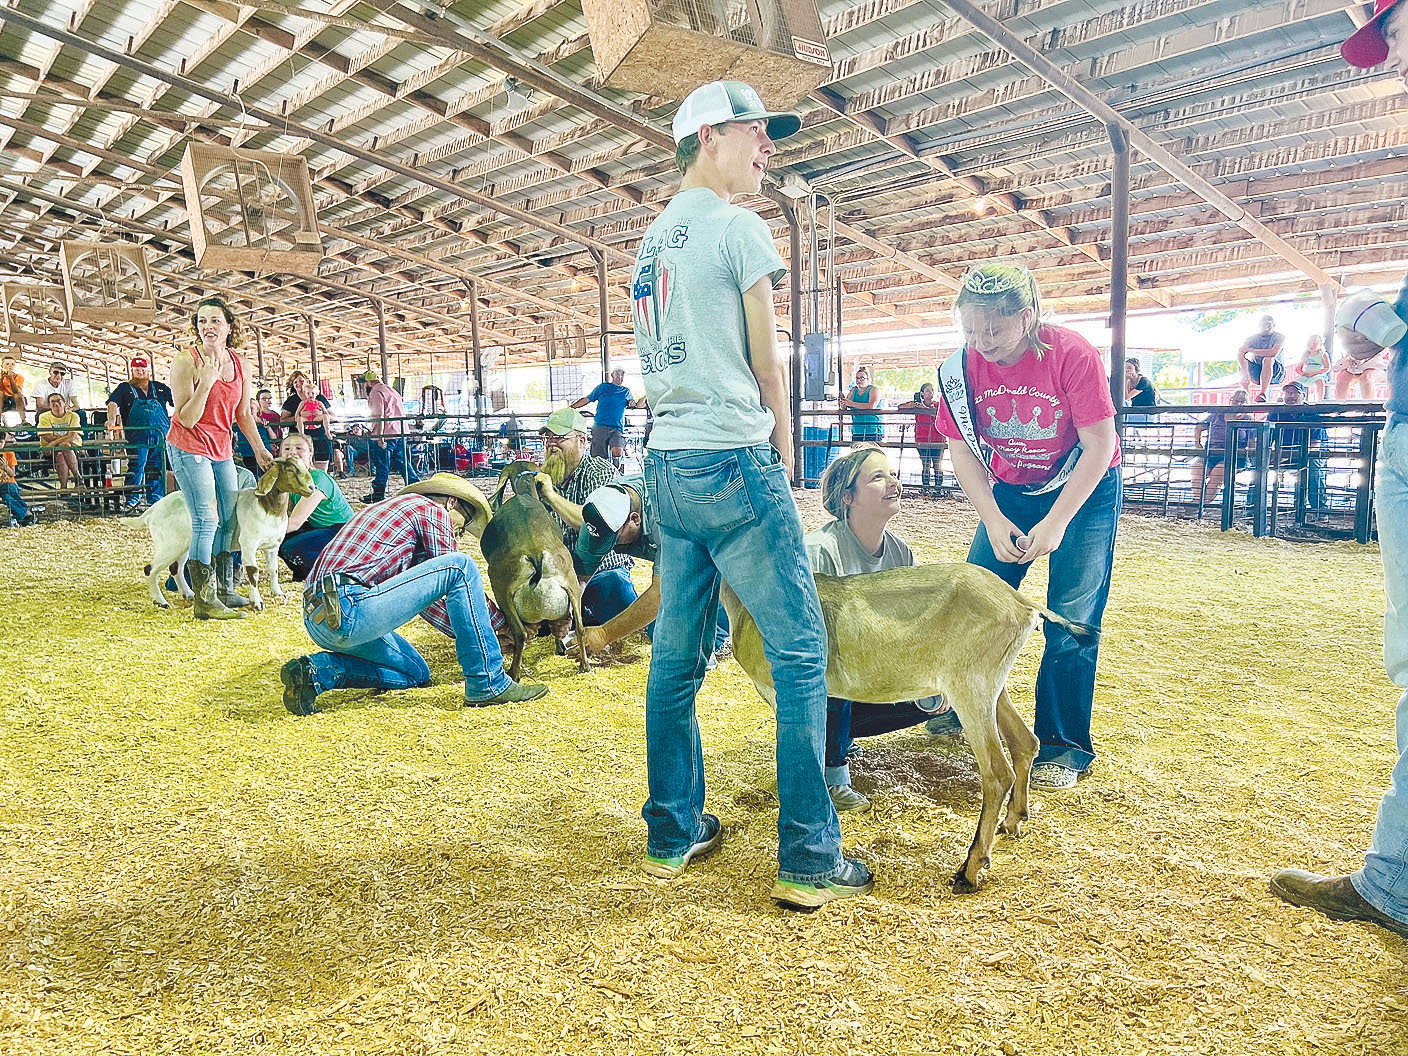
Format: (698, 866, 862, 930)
(306, 315, 319, 386)
(1108, 123, 1130, 436)
(468, 278, 484, 441)
(768, 192, 805, 487)
(591, 248, 609, 383)
(253, 326, 265, 380)
(374, 298, 390, 381)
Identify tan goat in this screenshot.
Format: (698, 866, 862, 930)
(721, 562, 1088, 893)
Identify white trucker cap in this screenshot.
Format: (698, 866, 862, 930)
(671, 81, 802, 144)
(1335, 290, 1408, 348)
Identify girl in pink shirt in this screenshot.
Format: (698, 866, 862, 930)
(935, 264, 1121, 791)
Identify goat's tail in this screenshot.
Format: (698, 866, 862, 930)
(1039, 607, 1096, 638)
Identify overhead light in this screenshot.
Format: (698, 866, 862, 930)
(503, 76, 531, 114)
(777, 173, 813, 200)
(973, 195, 989, 215)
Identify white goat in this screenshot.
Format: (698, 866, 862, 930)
(140, 458, 314, 610)
(721, 562, 1090, 894)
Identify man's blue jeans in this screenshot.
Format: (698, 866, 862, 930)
(302, 552, 511, 700)
(582, 567, 638, 626)
(644, 445, 841, 884)
(968, 466, 1122, 773)
(1354, 418, 1408, 925)
(128, 431, 167, 504)
(370, 437, 418, 494)
(825, 698, 933, 786)
(167, 442, 238, 564)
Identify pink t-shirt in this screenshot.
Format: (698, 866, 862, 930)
(366, 381, 406, 437)
(935, 325, 1121, 486)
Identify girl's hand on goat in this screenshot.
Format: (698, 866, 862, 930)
(983, 514, 1027, 564)
(1018, 514, 1068, 565)
(254, 449, 275, 471)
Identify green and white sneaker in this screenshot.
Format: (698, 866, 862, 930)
(771, 857, 874, 911)
(642, 813, 722, 879)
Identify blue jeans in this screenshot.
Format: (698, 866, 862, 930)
(302, 552, 511, 700)
(2, 481, 28, 520)
(968, 467, 1122, 772)
(167, 442, 239, 564)
(582, 567, 638, 626)
(825, 698, 933, 786)
(370, 437, 418, 494)
(644, 445, 841, 884)
(1354, 419, 1408, 925)
(278, 525, 344, 582)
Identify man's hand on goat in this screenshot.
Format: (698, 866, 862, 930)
(533, 471, 555, 499)
(983, 513, 1029, 564)
(1018, 514, 1069, 565)
(254, 449, 275, 471)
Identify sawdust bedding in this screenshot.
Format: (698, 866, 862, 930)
(2, 489, 1405, 1056)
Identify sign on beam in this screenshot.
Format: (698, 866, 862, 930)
(2, 284, 72, 346)
(582, 0, 832, 104)
(179, 143, 323, 276)
(60, 241, 157, 323)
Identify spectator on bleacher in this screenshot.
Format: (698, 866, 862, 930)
(1291, 334, 1333, 402)
(897, 382, 945, 491)
(1124, 358, 1158, 407)
(805, 444, 951, 813)
(1, 356, 27, 426)
(1268, 381, 1328, 508)
(1238, 314, 1287, 402)
(573, 367, 635, 468)
(234, 396, 278, 475)
(1332, 291, 1397, 401)
(0, 430, 37, 526)
(276, 432, 352, 582)
(363, 369, 418, 502)
(279, 371, 333, 472)
(37, 392, 81, 498)
(539, 406, 632, 625)
(255, 388, 282, 440)
(32, 362, 82, 424)
(839, 366, 882, 442)
(1191, 389, 1252, 505)
(106, 355, 174, 510)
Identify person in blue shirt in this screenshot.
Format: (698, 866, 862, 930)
(573, 368, 635, 468)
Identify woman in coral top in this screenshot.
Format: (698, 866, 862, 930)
(167, 296, 274, 620)
(935, 264, 1121, 792)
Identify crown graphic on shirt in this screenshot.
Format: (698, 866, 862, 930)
(985, 399, 1062, 440)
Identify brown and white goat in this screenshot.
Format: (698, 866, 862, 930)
(140, 458, 314, 610)
(721, 562, 1088, 893)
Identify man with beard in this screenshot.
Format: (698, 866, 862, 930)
(537, 406, 635, 626)
(105, 356, 175, 509)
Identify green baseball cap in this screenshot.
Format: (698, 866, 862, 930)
(541, 406, 590, 435)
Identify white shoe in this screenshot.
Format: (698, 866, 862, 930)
(827, 783, 871, 813)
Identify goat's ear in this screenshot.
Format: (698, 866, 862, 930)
(255, 464, 278, 497)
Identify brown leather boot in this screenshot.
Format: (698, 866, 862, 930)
(1270, 869, 1408, 938)
(189, 560, 246, 621)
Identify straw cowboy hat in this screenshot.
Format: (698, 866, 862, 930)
(396, 473, 493, 537)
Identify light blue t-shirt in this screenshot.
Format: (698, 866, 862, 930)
(1389, 272, 1408, 424)
(631, 188, 786, 450)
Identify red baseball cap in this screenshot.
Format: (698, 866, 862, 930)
(1342, 0, 1403, 67)
(130, 356, 149, 368)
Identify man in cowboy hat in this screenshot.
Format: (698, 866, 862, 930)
(280, 471, 546, 715)
(1269, 2, 1408, 940)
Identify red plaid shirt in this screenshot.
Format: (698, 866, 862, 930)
(307, 495, 461, 637)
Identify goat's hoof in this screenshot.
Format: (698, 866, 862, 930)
(999, 818, 1025, 838)
(951, 870, 982, 895)
(154, 600, 170, 610)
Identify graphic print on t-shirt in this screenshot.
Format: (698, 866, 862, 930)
(633, 222, 688, 358)
(976, 384, 1066, 474)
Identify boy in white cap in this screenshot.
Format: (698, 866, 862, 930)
(1269, 0, 1408, 939)
(629, 80, 871, 909)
